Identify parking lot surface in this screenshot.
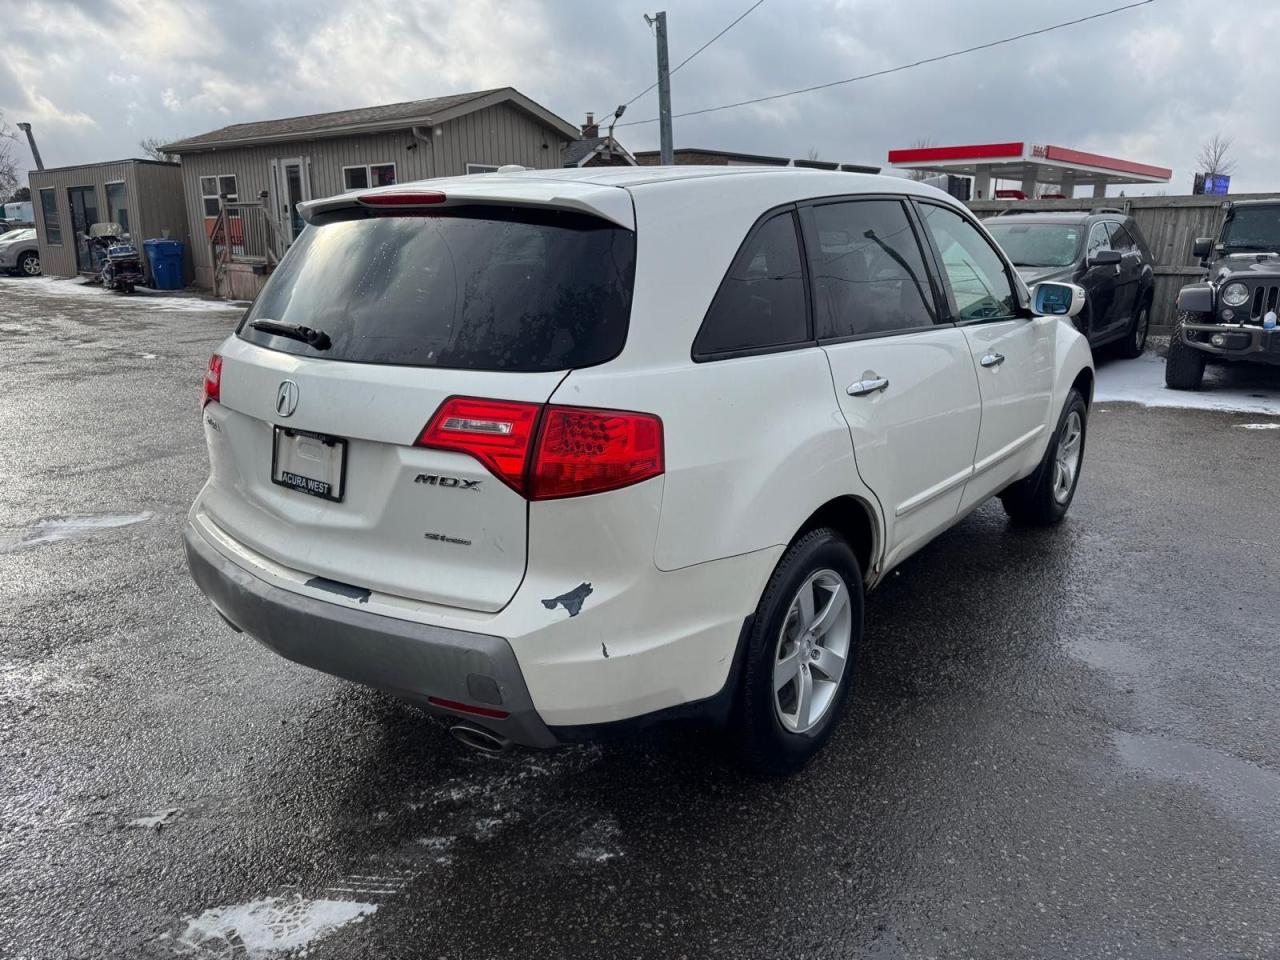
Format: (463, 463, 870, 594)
(2, 276, 1279, 959)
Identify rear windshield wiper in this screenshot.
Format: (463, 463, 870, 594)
(250, 319, 331, 351)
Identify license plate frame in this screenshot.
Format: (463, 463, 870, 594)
(271, 427, 348, 503)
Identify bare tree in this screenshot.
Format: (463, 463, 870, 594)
(0, 112, 20, 201)
(138, 136, 176, 162)
(906, 136, 936, 181)
(805, 147, 820, 161)
(1196, 133, 1236, 177)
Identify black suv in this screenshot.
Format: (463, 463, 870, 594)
(985, 211, 1155, 357)
(1167, 199, 1280, 389)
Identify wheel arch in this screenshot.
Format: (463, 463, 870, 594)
(794, 495, 880, 585)
(1071, 366, 1095, 407)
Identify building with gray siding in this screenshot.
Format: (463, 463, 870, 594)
(27, 160, 191, 284)
(162, 87, 579, 294)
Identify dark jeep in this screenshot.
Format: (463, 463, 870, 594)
(1167, 199, 1280, 389)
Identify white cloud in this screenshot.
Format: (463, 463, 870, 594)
(0, 0, 1276, 196)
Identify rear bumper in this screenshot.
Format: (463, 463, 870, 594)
(183, 522, 558, 748)
(1180, 323, 1280, 365)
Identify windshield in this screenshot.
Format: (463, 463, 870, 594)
(1220, 206, 1280, 253)
(1, 228, 34, 242)
(984, 222, 1082, 268)
(239, 206, 636, 372)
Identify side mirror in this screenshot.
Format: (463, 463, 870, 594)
(1191, 237, 1213, 259)
(1088, 249, 1122, 268)
(1032, 281, 1086, 318)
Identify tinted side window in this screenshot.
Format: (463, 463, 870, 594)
(1107, 222, 1137, 253)
(694, 211, 808, 357)
(808, 199, 937, 339)
(1087, 222, 1112, 257)
(919, 204, 1018, 322)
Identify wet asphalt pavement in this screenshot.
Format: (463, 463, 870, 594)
(2, 276, 1279, 960)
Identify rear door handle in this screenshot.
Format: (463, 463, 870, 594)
(847, 377, 889, 397)
(980, 353, 1006, 368)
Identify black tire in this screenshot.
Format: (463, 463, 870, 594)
(1116, 299, 1151, 358)
(733, 527, 864, 776)
(1000, 389, 1088, 526)
(1165, 311, 1207, 390)
(17, 251, 40, 277)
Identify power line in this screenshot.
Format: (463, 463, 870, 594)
(596, 0, 767, 122)
(616, 0, 1155, 127)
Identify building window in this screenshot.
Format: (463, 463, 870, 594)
(200, 175, 238, 217)
(466, 163, 500, 174)
(105, 181, 130, 235)
(343, 163, 397, 191)
(39, 188, 61, 245)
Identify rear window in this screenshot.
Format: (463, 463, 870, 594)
(239, 206, 636, 372)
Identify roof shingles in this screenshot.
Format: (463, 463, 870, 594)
(163, 89, 502, 152)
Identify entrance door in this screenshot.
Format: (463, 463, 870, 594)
(801, 197, 983, 571)
(272, 158, 311, 246)
(68, 186, 101, 273)
(915, 201, 1057, 511)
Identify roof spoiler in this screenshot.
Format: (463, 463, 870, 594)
(300, 180, 636, 230)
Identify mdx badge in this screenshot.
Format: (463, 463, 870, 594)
(275, 380, 299, 418)
(415, 474, 482, 491)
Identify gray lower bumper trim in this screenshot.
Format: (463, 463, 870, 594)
(183, 524, 557, 748)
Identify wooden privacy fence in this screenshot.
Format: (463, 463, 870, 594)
(968, 192, 1280, 331)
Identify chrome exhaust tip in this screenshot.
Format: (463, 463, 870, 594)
(449, 723, 511, 755)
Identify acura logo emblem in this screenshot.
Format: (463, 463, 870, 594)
(276, 380, 299, 418)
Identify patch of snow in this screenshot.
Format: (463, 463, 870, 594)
(172, 896, 375, 957)
(1095, 353, 1280, 416)
(128, 807, 182, 830)
(1238, 422, 1280, 430)
(0, 512, 152, 554)
(0, 276, 242, 313)
(415, 835, 455, 851)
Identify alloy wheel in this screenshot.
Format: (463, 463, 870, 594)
(22, 255, 41, 277)
(772, 569, 852, 733)
(1052, 410, 1083, 505)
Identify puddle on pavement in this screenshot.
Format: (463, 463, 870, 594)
(0, 512, 153, 554)
(1115, 731, 1280, 843)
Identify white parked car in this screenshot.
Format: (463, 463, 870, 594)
(185, 167, 1092, 774)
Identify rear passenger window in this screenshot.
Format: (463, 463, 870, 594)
(693, 211, 808, 358)
(808, 199, 937, 339)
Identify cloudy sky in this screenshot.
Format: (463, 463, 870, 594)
(4, 0, 1278, 194)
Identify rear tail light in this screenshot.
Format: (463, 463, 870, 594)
(415, 398, 664, 500)
(416, 397, 541, 494)
(529, 406, 663, 500)
(203, 353, 222, 407)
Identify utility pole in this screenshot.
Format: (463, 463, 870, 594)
(645, 11, 674, 165)
(17, 123, 43, 171)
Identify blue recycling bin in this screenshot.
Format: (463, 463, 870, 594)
(144, 238, 185, 290)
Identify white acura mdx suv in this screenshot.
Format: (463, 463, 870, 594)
(185, 167, 1092, 774)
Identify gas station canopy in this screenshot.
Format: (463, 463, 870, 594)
(887, 141, 1172, 199)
